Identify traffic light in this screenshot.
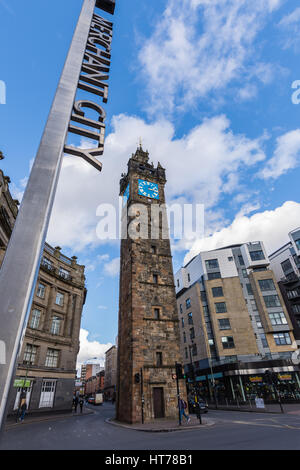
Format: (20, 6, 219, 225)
(175, 363, 185, 379)
(134, 373, 140, 384)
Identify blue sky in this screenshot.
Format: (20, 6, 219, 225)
(1, 0, 300, 367)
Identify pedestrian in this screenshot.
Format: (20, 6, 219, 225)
(79, 397, 84, 413)
(19, 399, 27, 422)
(178, 396, 190, 424)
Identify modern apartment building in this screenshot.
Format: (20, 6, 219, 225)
(175, 242, 300, 402)
(269, 228, 300, 344)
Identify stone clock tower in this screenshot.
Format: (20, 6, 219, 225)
(116, 145, 186, 424)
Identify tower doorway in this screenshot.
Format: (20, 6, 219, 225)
(153, 387, 165, 419)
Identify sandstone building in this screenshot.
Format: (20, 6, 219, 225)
(0, 159, 86, 414)
(116, 146, 186, 424)
(104, 345, 117, 401)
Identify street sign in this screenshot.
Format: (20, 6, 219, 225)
(255, 398, 265, 409)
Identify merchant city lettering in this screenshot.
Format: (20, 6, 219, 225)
(64, 12, 113, 171)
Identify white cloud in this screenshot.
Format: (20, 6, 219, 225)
(76, 328, 112, 370)
(184, 200, 300, 264)
(45, 113, 267, 252)
(138, 0, 282, 115)
(261, 129, 300, 179)
(278, 7, 300, 50)
(103, 257, 120, 277)
(98, 305, 108, 310)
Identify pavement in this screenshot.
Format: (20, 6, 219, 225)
(107, 413, 215, 432)
(5, 408, 94, 429)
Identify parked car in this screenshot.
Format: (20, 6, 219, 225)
(87, 397, 95, 404)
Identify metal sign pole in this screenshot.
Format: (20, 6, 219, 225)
(0, 0, 115, 433)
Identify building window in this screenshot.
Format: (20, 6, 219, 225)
(287, 288, 300, 299)
(241, 269, 248, 278)
(177, 279, 179, 287)
(292, 304, 300, 314)
(228, 256, 233, 261)
(208, 272, 221, 280)
(151, 245, 157, 254)
(179, 304, 183, 314)
(154, 308, 160, 319)
(201, 291, 207, 302)
(281, 259, 293, 274)
(295, 239, 300, 250)
(181, 318, 184, 328)
(215, 302, 227, 313)
(190, 327, 195, 340)
(183, 331, 186, 343)
(238, 255, 245, 265)
(203, 305, 209, 314)
(255, 315, 262, 328)
(260, 333, 268, 348)
(55, 292, 64, 306)
(221, 336, 235, 349)
(58, 267, 70, 280)
(185, 347, 188, 359)
(205, 259, 219, 269)
(191, 344, 197, 356)
(45, 349, 59, 368)
(30, 308, 41, 329)
(273, 332, 292, 346)
(51, 316, 61, 335)
(186, 298, 191, 309)
(258, 279, 275, 291)
(263, 295, 281, 308)
(187, 273, 191, 282)
(218, 318, 231, 330)
(23, 344, 37, 365)
(188, 312, 193, 325)
(269, 312, 288, 326)
(250, 299, 258, 310)
(153, 274, 158, 284)
(156, 352, 163, 367)
(39, 380, 56, 408)
(212, 286, 223, 297)
(37, 283, 46, 299)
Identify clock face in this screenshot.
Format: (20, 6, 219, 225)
(138, 179, 159, 200)
(122, 183, 130, 207)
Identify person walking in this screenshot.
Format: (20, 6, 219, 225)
(79, 397, 84, 413)
(19, 399, 27, 422)
(178, 396, 190, 424)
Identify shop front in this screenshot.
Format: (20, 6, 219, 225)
(192, 362, 300, 404)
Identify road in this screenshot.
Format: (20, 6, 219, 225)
(1, 403, 300, 450)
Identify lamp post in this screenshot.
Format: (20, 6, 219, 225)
(0, 0, 116, 433)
